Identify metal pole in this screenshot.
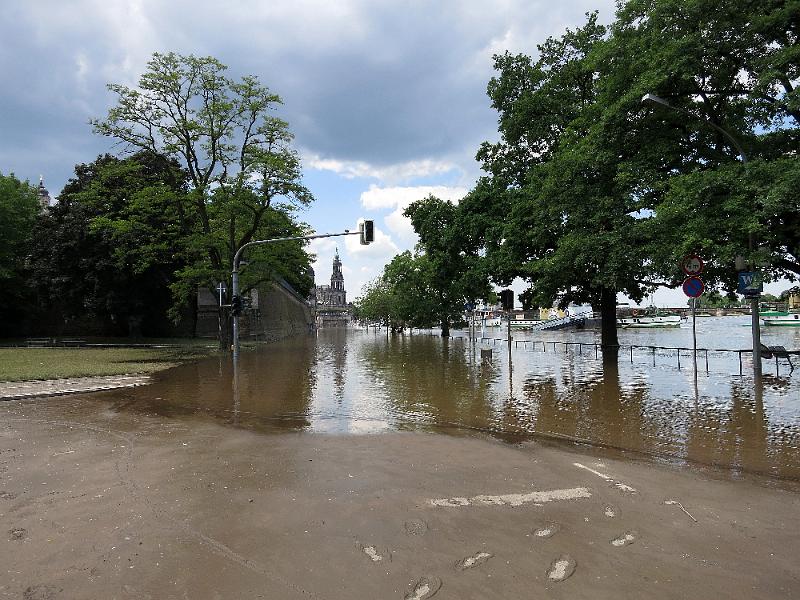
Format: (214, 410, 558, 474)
(232, 266, 240, 363)
(692, 297, 698, 374)
(751, 295, 762, 378)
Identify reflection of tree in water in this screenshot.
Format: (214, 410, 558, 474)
(129, 336, 318, 431)
(520, 357, 649, 452)
(357, 335, 497, 432)
(685, 379, 800, 479)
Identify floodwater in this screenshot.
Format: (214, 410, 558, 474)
(117, 316, 800, 480)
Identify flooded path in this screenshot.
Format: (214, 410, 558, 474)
(113, 318, 800, 481)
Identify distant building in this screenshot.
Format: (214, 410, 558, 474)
(313, 249, 350, 327)
(37, 177, 52, 211)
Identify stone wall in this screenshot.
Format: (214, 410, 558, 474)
(255, 279, 314, 341)
(195, 279, 313, 341)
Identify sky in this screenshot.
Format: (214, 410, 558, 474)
(0, 0, 787, 308)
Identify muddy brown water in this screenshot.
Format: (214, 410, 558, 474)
(108, 317, 800, 480)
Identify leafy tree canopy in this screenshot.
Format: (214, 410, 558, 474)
(0, 172, 39, 281)
(92, 52, 314, 321)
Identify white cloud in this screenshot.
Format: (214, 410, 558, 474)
(359, 184, 468, 242)
(304, 153, 458, 184)
(360, 184, 467, 210)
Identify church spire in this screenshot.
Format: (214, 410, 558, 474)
(37, 176, 52, 211)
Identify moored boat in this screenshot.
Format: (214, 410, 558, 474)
(762, 312, 800, 326)
(617, 315, 682, 328)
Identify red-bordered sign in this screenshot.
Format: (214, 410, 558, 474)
(681, 255, 704, 276)
(682, 276, 704, 298)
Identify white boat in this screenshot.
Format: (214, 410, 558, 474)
(617, 315, 681, 328)
(762, 312, 800, 327)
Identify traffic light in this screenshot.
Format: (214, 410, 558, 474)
(360, 220, 374, 245)
(230, 295, 243, 317)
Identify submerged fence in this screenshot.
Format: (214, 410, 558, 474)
(388, 328, 797, 378)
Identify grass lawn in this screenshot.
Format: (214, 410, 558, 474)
(0, 344, 218, 382)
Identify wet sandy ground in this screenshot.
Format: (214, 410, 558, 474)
(1, 394, 799, 599)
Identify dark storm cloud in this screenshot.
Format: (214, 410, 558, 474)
(0, 0, 614, 194)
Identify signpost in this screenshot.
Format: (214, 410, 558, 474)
(681, 255, 704, 276)
(682, 276, 704, 298)
(737, 271, 763, 297)
(681, 257, 705, 376)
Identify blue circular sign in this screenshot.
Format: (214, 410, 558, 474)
(682, 276, 704, 298)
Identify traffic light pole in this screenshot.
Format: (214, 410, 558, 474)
(231, 223, 373, 363)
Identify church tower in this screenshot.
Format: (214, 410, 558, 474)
(37, 176, 52, 211)
(330, 248, 346, 306)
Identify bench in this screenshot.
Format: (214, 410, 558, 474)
(57, 339, 87, 347)
(760, 344, 794, 373)
(26, 338, 53, 347)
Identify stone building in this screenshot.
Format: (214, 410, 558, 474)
(314, 249, 350, 327)
(37, 177, 52, 211)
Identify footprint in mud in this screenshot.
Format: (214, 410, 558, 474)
(404, 518, 428, 536)
(23, 585, 60, 600)
(603, 504, 619, 518)
(10, 527, 27, 541)
(455, 551, 493, 571)
(404, 576, 442, 600)
(0, 490, 18, 500)
(611, 531, 637, 547)
(355, 541, 391, 563)
(546, 555, 576, 582)
(532, 522, 561, 539)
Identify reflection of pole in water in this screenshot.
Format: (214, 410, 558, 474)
(508, 337, 514, 400)
(232, 351, 241, 426)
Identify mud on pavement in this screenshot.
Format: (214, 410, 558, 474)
(1, 394, 799, 599)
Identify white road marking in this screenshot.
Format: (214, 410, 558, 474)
(574, 462, 638, 494)
(573, 463, 612, 480)
(429, 487, 591, 508)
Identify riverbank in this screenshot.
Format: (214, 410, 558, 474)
(1, 393, 798, 599)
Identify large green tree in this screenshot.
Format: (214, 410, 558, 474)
(611, 0, 800, 289)
(465, 14, 655, 350)
(0, 173, 40, 336)
(28, 153, 190, 336)
(404, 195, 489, 336)
(92, 52, 314, 343)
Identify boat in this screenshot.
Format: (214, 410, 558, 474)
(617, 315, 682, 328)
(762, 312, 800, 327)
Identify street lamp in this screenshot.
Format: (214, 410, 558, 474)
(642, 93, 762, 377)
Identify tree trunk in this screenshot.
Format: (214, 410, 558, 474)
(600, 286, 619, 354)
(440, 319, 450, 337)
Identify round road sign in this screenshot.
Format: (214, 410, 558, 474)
(681, 255, 704, 276)
(682, 276, 704, 298)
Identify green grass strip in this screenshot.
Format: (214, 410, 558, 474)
(0, 345, 217, 382)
